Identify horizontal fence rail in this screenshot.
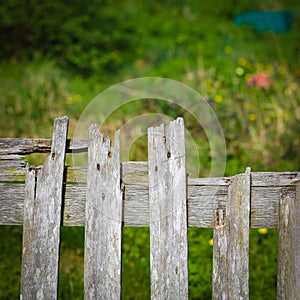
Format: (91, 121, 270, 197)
(0, 162, 299, 228)
(1, 116, 300, 299)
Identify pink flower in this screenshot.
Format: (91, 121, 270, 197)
(247, 73, 274, 89)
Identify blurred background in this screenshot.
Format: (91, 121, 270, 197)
(0, 0, 299, 298)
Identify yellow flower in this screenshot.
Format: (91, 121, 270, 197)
(214, 94, 223, 103)
(278, 64, 288, 77)
(205, 79, 213, 93)
(249, 113, 256, 121)
(264, 117, 271, 125)
(265, 64, 274, 73)
(208, 238, 214, 246)
(66, 97, 74, 104)
(235, 67, 245, 76)
(258, 228, 268, 235)
(74, 94, 82, 101)
(238, 57, 248, 67)
(224, 46, 232, 54)
(245, 73, 252, 81)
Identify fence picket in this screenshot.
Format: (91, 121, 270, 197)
(277, 185, 300, 299)
(20, 116, 68, 299)
(227, 167, 251, 300)
(148, 118, 188, 300)
(84, 125, 122, 300)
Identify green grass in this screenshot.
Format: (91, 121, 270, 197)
(0, 0, 299, 298)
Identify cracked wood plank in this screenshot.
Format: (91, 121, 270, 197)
(84, 125, 122, 300)
(20, 116, 68, 299)
(148, 118, 188, 300)
(0, 138, 87, 155)
(212, 205, 228, 300)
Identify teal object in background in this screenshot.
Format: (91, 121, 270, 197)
(234, 10, 293, 33)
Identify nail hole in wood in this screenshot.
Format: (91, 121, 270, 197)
(51, 152, 55, 160)
(108, 151, 112, 158)
(97, 163, 100, 171)
(167, 151, 171, 159)
(155, 166, 158, 172)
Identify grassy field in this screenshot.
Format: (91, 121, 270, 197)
(0, 0, 299, 298)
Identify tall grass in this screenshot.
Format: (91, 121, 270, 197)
(0, 60, 71, 137)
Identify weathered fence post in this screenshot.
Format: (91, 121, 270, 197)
(21, 116, 68, 299)
(213, 167, 250, 300)
(277, 184, 300, 299)
(228, 167, 250, 299)
(148, 118, 188, 299)
(84, 125, 122, 300)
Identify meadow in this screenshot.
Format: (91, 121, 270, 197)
(0, 0, 299, 298)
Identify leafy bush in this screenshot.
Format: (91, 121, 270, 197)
(0, 0, 138, 76)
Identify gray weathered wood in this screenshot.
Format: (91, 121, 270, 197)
(0, 183, 25, 224)
(0, 183, 297, 228)
(51, 166, 300, 187)
(84, 125, 122, 300)
(212, 205, 228, 300)
(0, 138, 87, 155)
(20, 116, 68, 300)
(277, 185, 300, 299)
(0, 154, 25, 160)
(148, 118, 188, 299)
(227, 167, 251, 300)
(0, 159, 26, 182)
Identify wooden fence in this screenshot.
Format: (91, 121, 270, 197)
(0, 116, 299, 299)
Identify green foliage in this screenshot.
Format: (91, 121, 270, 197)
(0, 226, 22, 299)
(0, 0, 138, 76)
(0, 60, 71, 137)
(249, 229, 278, 299)
(188, 229, 213, 299)
(122, 228, 150, 299)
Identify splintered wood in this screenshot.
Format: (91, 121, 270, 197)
(84, 125, 122, 300)
(21, 116, 68, 299)
(148, 118, 188, 299)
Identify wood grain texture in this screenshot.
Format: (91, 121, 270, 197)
(20, 116, 68, 300)
(0, 183, 297, 229)
(0, 183, 25, 224)
(0, 138, 88, 155)
(148, 118, 188, 300)
(84, 125, 122, 300)
(0, 159, 26, 182)
(227, 168, 251, 300)
(277, 186, 300, 299)
(212, 205, 228, 300)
